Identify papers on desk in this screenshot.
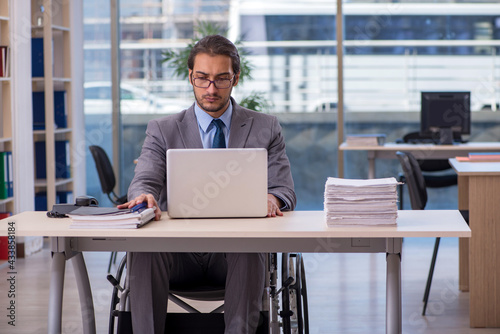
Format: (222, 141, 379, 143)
(68, 208, 155, 229)
(324, 177, 399, 226)
(345, 134, 386, 146)
(456, 152, 500, 162)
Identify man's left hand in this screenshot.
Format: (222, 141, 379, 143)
(267, 194, 283, 217)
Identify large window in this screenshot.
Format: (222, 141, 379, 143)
(341, 2, 500, 211)
(83, 1, 113, 206)
(83, 0, 500, 210)
(345, 15, 500, 55)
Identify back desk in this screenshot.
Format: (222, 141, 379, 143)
(0, 210, 470, 334)
(340, 141, 500, 328)
(339, 142, 500, 178)
(449, 159, 500, 328)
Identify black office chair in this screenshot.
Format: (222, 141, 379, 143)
(89, 145, 128, 272)
(89, 145, 128, 206)
(396, 151, 466, 316)
(107, 253, 309, 334)
(396, 132, 458, 209)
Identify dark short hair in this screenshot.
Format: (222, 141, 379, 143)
(188, 35, 241, 75)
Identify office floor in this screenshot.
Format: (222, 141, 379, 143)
(0, 238, 498, 334)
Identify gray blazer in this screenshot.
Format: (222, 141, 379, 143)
(128, 98, 297, 211)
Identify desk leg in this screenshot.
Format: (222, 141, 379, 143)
(386, 253, 402, 334)
(48, 252, 66, 334)
(457, 175, 469, 291)
(368, 151, 376, 179)
(71, 253, 96, 334)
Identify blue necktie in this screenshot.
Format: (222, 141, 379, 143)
(212, 119, 226, 148)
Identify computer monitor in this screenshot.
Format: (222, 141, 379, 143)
(420, 91, 471, 145)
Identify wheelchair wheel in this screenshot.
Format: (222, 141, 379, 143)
(109, 254, 127, 334)
(281, 253, 309, 334)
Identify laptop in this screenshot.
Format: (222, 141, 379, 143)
(166, 148, 268, 218)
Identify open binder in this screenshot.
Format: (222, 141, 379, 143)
(68, 205, 155, 229)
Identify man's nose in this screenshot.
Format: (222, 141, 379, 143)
(206, 82, 218, 94)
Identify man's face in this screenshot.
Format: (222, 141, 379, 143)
(189, 53, 240, 118)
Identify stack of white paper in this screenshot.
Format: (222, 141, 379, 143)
(345, 134, 386, 146)
(324, 177, 398, 226)
(68, 208, 155, 229)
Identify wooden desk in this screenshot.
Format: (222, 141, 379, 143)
(340, 142, 500, 178)
(449, 159, 500, 328)
(1, 210, 470, 334)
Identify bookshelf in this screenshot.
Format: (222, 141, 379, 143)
(0, 0, 84, 256)
(31, 0, 83, 211)
(0, 0, 13, 214)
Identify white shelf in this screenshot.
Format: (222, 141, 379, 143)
(31, 24, 70, 32)
(0, 197, 13, 205)
(0, 137, 11, 143)
(55, 178, 73, 187)
(53, 77, 71, 83)
(35, 178, 74, 188)
(55, 127, 72, 134)
(33, 128, 72, 135)
(0, 15, 8, 21)
(32, 77, 71, 83)
(34, 179, 46, 187)
(0, 77, 10, 81)
(52, 24, 70, 32)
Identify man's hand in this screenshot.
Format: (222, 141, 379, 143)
(267, 194, 284, 217)
(117, 194, 162, 221)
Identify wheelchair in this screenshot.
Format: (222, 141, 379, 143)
(107, 252, 309, 334)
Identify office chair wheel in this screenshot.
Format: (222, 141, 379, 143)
(281, 253, 309, 334)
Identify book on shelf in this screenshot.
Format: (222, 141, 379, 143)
(32, 91, 68, 130)
(0, 152, 6, 199)
(54, 91, 68, 128)
(35, 191, 74, 211)
(31, 38, 44, 77)
(35, 140, 71, 179)
(32, 92, 45, 130)
(345, 134, 386, 146)
(58, 191, 74, 205)
(324, 177, 399, 226)
(68, 207, 156, 229)
(456, 152, 500, 162)
(34, 192, 47, 211)
(0, 45, 9, 77)
(0, 151, 12, 200)
(7, 152, 12, 198)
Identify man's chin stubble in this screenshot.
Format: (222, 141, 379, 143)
(197, 96, 229, 114)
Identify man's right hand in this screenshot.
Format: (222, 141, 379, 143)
(117, 194, 162, 221)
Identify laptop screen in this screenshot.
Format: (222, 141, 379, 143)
(166, 148, 268, 218)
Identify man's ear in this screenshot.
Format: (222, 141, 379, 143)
(233, 72, 240, 86)
(188, 70, 193, 85)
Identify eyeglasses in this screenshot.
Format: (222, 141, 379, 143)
(192, 75, 235, 89)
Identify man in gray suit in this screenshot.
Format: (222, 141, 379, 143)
(119, 34, 296, 333)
